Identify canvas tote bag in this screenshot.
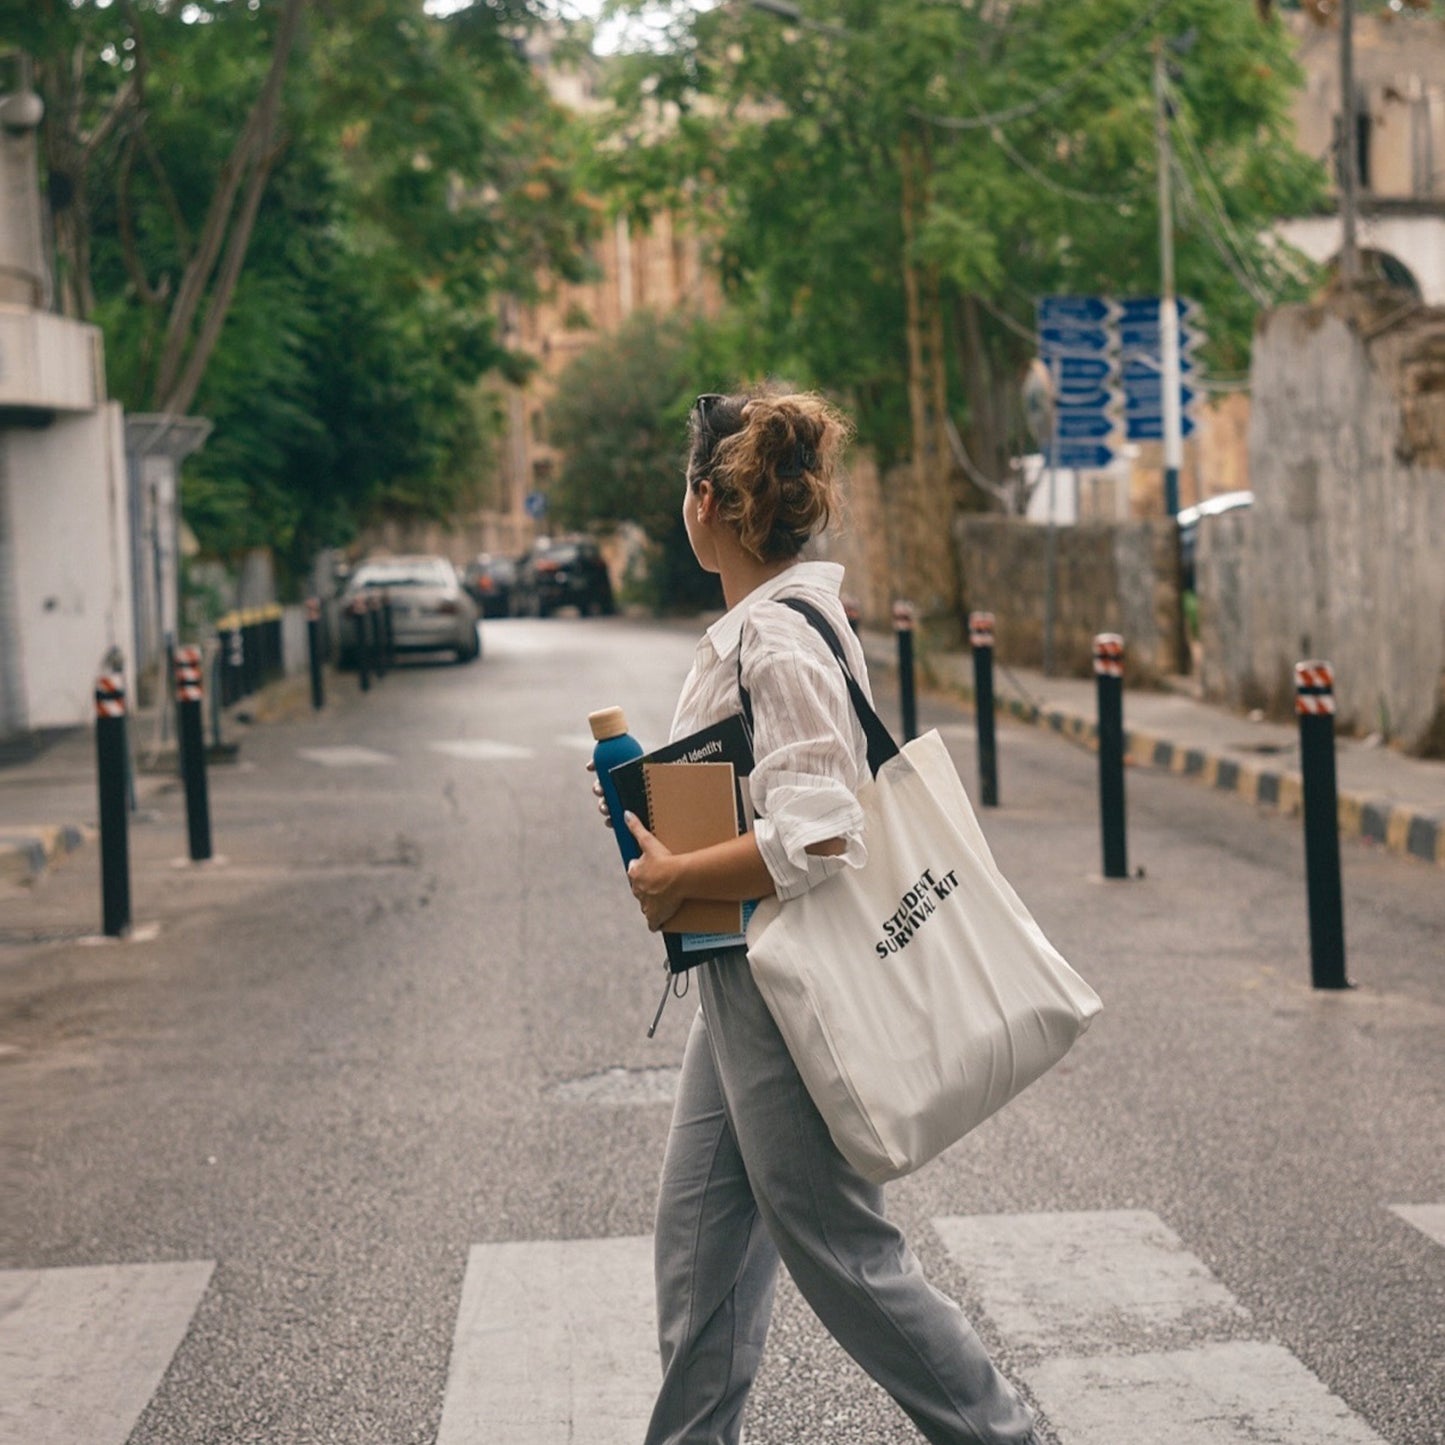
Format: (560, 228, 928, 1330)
(743, 598, 1102, 1184)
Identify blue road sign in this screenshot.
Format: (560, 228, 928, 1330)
(1057, 355, 1115, 389)
(1039, 323, 1114, 356)
(1055, 411, 1115, 441)
(525, 490, 548, 519)
(1123, 382, 1199, 412)
(1117, 296, 1201, 324)
(1125, 414, 1199, 442)
(1052, 442, 1117, 469)
(1053, 385, 1120, 411)
(1037, 295, 1118, 326)
(1121, 354, 1197, 383)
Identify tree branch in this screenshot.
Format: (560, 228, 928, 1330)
(151, 0, 307, 410)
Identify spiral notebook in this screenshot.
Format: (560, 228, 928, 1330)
(643, 762, 744, 937)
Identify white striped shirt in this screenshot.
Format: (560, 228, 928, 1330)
(669, 561, 872, 902)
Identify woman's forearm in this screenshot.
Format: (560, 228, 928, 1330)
(673, 832, 777, 902)
(673, 831, 848, 903)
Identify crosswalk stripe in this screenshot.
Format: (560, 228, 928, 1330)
(435, 1237, 657, 1445)
(1388, 1202, 1445, 1249)
(1026, 1340, 1389, 1445)
(0, 1260, 214, 1445)
(932, 1209, 1247, 1353)
(935, 1211, 1389, 1445)
(295, 745, 394, 767)
(428, 739, 535, 762)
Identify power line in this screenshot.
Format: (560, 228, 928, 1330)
(986, 122, 1140, 206)
(915, 0, 1177, 132)
(1166, 88, 1273, 296)
(1172, 157, 1273, 307)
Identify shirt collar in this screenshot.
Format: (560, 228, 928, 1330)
(702, 561, 846, 662)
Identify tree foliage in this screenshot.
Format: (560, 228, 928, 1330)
(598, 0, 1326, 497)
(544, 307, 779, 611)
(13, 0, 598, 577)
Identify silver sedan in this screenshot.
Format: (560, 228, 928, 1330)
(341, 556, 481, 664)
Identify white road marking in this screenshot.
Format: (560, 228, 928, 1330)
(1026, 1340, 1388, 1445)
(0, 1260, 214, 1445)
(435, 1237, 657, 1445)
(295, 745, 394, 767)
(427, 739, 535, 762)
(932, 1209, 1247, 1353)
(1389, 1202, 1445, 1249)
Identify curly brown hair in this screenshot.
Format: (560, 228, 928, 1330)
(687, 387, 853, 563)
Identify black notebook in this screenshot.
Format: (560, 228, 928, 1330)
(609, 711, 758, 972)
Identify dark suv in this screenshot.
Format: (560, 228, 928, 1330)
(512, 538, 617, 617)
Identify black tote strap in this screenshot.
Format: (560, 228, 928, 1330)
(738, 595, 901, 777)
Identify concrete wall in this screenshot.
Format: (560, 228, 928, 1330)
(2, 402, 133, 729)
(953, 517, 1183, 683)
(1200, 300, 1445, 754)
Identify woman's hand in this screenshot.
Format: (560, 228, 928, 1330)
(584, 759, 613, 829)
(625, 812, 685, 931)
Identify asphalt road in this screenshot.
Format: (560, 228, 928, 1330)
(2, 613, 1442, 1445)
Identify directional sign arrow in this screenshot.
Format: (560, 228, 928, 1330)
(1039, 323, 1114, 356)
(1125, 414, 1199, 442)
(1054, 411, 1115, 440)
(1117, 296, 1202, 324)
(1121, 354, 1197, 383)
(1123, 382, 1199, 411)
(1057, 355, 1115, 387)
(1037, 295, 1119, 326)
(1052, 442, 1117, 469)
(1054, 385, 1122, 411)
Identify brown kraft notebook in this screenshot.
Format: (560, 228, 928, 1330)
(643, 761, 744, 936)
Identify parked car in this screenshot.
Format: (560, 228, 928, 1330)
(1178, 490, 1252, 593)
(511, 537, 617, 618)
(462, 553, 516, 618)
(339, 555, 481, 664)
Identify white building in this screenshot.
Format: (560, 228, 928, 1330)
(0, 66, 132, 737)
(1277, 6, 1445, 303)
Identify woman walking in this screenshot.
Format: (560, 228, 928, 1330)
(603, 388, 1041, 1445)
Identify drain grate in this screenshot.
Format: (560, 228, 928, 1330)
(549, 1065, 681, 1105)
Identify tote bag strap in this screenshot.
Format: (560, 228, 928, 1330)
(738, 595, 901, 778)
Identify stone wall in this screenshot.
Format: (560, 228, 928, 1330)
(1200, 297, 1445, 755)
(953, 517, 1183, 682)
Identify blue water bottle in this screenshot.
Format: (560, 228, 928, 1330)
(589, 707, 645, 868)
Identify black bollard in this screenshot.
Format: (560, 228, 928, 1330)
(355, 600, 372, 692)
(894, 600, 917, 743)
(1094, 633, 1128, 879)
(94, 672, 132, 937)
(307, 597, 325, 711)
(243, 610, 261, 697)
(223, 615, 244, 706)
(1296, 661, 1350, 989)
(371, 595, 387, 680)
(174, 646, 213, 862)
(969, 611, 999, 808)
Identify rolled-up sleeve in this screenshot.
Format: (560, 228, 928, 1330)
(743, 608, 868, 901)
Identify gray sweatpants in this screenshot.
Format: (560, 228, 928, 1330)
(644, 948, 1039, 1445)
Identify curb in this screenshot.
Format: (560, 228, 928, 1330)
(0, 823, 91, 886)
(862, 636, 1445, 870)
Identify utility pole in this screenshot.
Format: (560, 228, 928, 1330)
(1153, 39, 1182, 520)
(1338, 0, 1360, 285)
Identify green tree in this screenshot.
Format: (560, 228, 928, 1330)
(545, 308, 777, 611)
(12, 0, 597, 577)
(599, 0, 1326, 604)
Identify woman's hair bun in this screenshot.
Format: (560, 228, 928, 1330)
(689, 387, 852, 562)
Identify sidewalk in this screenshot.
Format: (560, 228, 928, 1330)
(0, 674, 313, 890)
(860, 630, 1445, 870)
